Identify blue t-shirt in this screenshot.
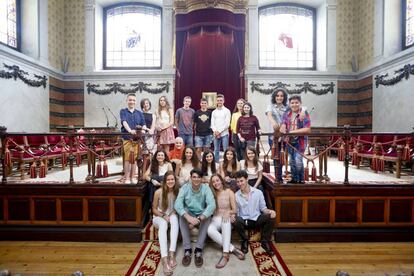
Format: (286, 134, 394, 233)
(120, 108, 146, 139)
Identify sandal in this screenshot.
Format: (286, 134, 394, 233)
(232, 248, 245, 260)
(115, 177, 126, 184)
(162, 257, 173, 275)
(215, 254, 229, 269)
(168, 251, 177, 269)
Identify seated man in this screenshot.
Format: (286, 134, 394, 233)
(174, 168, 216, 267)
(233, 170, 276, 256)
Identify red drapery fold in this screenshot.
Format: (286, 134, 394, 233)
(175, 9, 245, 111)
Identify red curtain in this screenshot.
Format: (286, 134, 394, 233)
(175, 9, 245, 111)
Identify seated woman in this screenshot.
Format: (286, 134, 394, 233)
(219, 148, 240, 192)
(144, 150, 173, 202)
(201, 149, 218, 183)
(176, 146, 200, 187)
(168, 137, 184, 171)
(240, 146, 264, 193)
(207, 174, 245, 269)
(152, 171, 179, 275)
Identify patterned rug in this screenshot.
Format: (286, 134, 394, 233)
(126, 240, 291, 276)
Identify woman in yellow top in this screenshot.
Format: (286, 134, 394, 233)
(230, 98, 246, 161)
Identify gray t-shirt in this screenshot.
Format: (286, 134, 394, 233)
(265, 104, 288, 130)
(175, 107, 195, 135)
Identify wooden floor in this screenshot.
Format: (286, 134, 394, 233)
(277, 242, 414, 276)
(0, 241, 413, 275)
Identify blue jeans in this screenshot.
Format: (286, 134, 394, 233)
(287, 144, 304, 182)
(194, 134, 213, 148)
(179, 133, 193, 147)
(213, 134, 229, 163)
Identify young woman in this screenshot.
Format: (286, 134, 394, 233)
(236, 102, 261, 150)
(156, 96, 175, 153)
(141, 98, 157, 154)
(207, 174, 245, 268)
(201, 149, 218, 183)
(144, 150, 173, 202)
(230, 98, 246, 161)
(219, 148, 240, 191)
(176, 146, 200, 186)
(152, 171, 179, 275)
(240, 146, 264, 192)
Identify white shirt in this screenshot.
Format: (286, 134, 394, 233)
(211, 106, 231, 137)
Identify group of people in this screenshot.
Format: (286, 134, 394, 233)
(152, 168, 275, 275)
(118, 90, 311, 274)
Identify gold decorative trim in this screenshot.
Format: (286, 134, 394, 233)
(174, 0, 247, 14)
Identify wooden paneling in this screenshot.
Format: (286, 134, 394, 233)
(61, 198, 83, 221)
(88, 199, 110, 221)
(280, 200, 302, 222)
(390, 199, 412, 222)
(8, 198, 30, 221)
(34, 198, 56, 221)
(362, 200, 385, 222)
(0, 198, 3, 221)
(335, 200, 358, 223)
(114, 199, 137, 222)
(308, 199, 330, 222)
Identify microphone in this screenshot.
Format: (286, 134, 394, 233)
(102, 107, 109, 127)
(310, 107, 315, 115)
(107, 106, 119, 128)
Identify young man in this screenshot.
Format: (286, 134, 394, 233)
(119, 93, 146, 184)
(211, 94, 231, 163)
(175, 96, 195, 147)
(280, 95, 311, 184)
(174, 168, 216, 268)
(233, 170, 276, 256)
(193, 98, 213, 159)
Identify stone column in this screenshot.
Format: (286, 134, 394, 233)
(246, 0, 258, 73)
(38, 0, 49, 66)
(162, 0, 174, 71)
(326, 0, 337, 72)
(84, 0, 96, 72)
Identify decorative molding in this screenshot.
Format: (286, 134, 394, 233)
(0, 63, 48, 88)
(250, 81, 335, 95)
(374, 64, 414, 88)
(174, 0, 247, 14)
(86, 81, 171, 95)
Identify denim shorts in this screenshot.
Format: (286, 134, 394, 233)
(194, 134, 213, 148)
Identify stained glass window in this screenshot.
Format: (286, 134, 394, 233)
(259, 4, 315, 69)
(403, 0, 414, 49)
(104, 3, 161, 69)
(0, 0, 19, 49)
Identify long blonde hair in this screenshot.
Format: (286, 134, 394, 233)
(157, 96, 171, 117)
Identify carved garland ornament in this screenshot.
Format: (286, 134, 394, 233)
(375, 64, 414, 88)
(0, 63, 47, 88)
(250, 81, 335, 95)
(86, 81, 170, 95)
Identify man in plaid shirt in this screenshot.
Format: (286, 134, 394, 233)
(280, 95, 311, 184)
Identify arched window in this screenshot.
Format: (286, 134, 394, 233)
(103, 3, 161, 69)
(403, 0, 414, 50)
(0, 0, 20, 50)
(259, 4, 316, 70)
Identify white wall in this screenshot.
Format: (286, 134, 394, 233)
(0, 55, 50, 132)
(372, 57, 414, 132)
(84, 78, 174, 128)
(316, 3, 327, 71)
(383, 0, 401, 59)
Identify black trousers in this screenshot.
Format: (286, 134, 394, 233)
(233, 214, 274, 242)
